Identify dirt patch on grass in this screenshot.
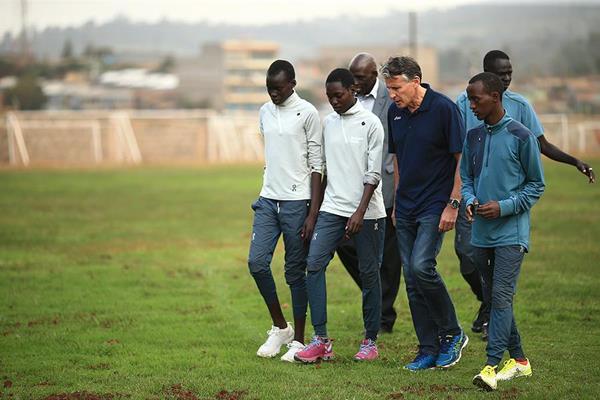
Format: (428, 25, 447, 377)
(2, 316, 60, 335)
(500, 387, 521, 399)
(387, 384, 467, 398)
(175, 305, 213, 315)
(42, 392, 129, 400)
(215, 390, 248, 400)
(27, 316, 60, 327)
(86, 363, 110, 370)
(164, 384, 199, 400)
(163, 385, 248, 400)
(164, 267, 204, 280)
(387, 393, 405, 400)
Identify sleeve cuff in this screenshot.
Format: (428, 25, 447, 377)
(499, 198, 515, 217)
(464, 196, 476, 207)
(363, 174, 380, 186)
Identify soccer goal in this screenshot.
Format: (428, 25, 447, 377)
(3, 110, 264, 166)
(6, 112, 103, 165)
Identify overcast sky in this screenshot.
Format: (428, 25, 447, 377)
(1, 0, 598, 35)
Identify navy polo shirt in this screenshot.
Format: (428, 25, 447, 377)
(388, 84, 465, 219)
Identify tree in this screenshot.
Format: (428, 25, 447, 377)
(0, 56, 18, 78)
(153, 55, 176, 73)
(61, 39, 74, 60)
(4, 74, 47, 110)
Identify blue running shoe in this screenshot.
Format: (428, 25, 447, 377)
(436, 330, 469, 368)
(404, 352, 437, 371)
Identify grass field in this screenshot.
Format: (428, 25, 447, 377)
(1, 160, 599, 400)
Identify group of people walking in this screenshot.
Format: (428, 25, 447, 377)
(247, 50, 595, 391)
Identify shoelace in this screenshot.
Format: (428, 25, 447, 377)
(483, 365, 496, 375)
(305, 336, 324, 350)
(439, 335, 456, 354)
(358, 340, 375, 355)
(266, 327, 280, 336)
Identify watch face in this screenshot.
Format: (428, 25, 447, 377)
(449, 199, 460, 209)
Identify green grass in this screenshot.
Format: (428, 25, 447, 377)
(1, 161, 599, 400)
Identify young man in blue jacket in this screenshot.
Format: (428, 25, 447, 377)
(461, 72, 545, 391)
(456, 50, 595, 339)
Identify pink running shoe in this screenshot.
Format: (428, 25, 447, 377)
(353, 339, 379, 361)
(294, 336, 334, 363)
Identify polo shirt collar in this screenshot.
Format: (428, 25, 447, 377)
(418, 83, 433, 112)
(361, 79, 379, 100)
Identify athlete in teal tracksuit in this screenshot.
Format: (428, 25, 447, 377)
(461, 72, 544, 391)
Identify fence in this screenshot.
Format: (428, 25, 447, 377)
(538, 114, 600, 155)
(1, 111, 600, 167)
(0, 110, 263, 166)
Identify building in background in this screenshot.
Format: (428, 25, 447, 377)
(175, 40, 278, 112)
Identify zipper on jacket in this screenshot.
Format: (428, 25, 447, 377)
(276, 106, 282, 134)
(341, 115, 348, 144)
(485, 130, 493, 167)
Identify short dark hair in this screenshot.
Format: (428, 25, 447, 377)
(468, 72, 504, 97)
(380, 56, 422, 81)
(483, 50, 510, 71)
(326, 68, 355, 89)
(267, 59, 295, 81)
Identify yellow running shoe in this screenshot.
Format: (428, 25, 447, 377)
(497, 358, 532, 381)
(473, 365, 497, 391)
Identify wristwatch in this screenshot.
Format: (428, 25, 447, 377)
(448, 198, 460, 209)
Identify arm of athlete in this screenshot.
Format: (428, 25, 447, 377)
(538, 135, 595, 183)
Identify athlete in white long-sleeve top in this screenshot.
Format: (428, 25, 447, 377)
(248, 60, 323, 362)
(295, 68, 386, 363)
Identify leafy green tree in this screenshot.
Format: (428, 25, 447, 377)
(4, 74, 47, 110)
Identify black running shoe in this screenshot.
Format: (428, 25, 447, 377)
(481, 322, 489, 341)
(471, 303, 488, 333)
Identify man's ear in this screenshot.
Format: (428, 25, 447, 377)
(290, 79, 297, 89)
(350, 83, 360, 96)
(492, 91, 501, 102)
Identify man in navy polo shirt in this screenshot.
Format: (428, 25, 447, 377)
(382, 56, 468, 370)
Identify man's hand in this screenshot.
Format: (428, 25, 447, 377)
(301, 213, 318, 245)
(476, 201, 501, 219)
(345, 209, 366, 240)
(576, 160, 595, 183)
(438, 205, 459, 232)
(466, 199, 479, 222)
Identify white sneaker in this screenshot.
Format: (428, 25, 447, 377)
(256, 323, 294, 358)
(280, 340, 304, 363)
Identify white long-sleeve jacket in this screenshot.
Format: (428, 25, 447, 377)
(320, 100, 386, 219)
(258, 92, 322, 200)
